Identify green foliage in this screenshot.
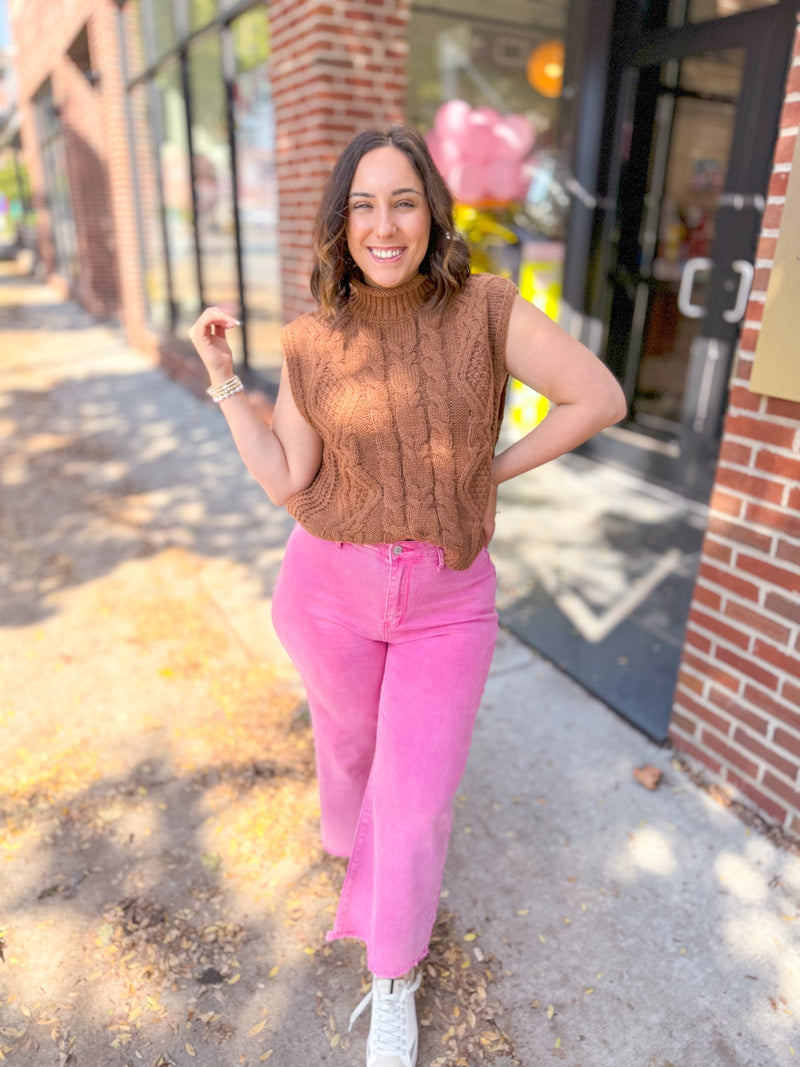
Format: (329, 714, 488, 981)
(233, 7, 270, 73)
(0, 155, 30, 203)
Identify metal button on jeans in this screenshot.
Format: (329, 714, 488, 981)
(392, 545, 403, 556)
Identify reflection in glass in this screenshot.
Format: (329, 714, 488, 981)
(408, 0, 569, 435)
(154, 59, 199, 330)
(130, 84, 169, 329)
(146, 0, 177, 58)
(190, 0, 217, 33)
(635, 49, 743, 428)
(187, 32, 240, 359)
(34, 82, 79, 283)
(232, 8, 283, 369)
(408, 1, 569, 301)
(669, 0, 777, 25)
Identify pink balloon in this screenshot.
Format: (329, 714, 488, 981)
(425, 129, 443, 166)
(438, 135, 463, 167)
(434, 99, 471, 139)
(448, 160, 488, 204)
(504, 113, 535, 158)
(492, 121, 522, 160)
(486, 157, 524, 203)
(473, 106, 501, 126)
(465, 110, 496, 163)
(427, 130, 463, 174)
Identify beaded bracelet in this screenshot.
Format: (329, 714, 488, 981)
(207, 375, 244, 403)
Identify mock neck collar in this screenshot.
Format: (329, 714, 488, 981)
(347, 272, 434, 323)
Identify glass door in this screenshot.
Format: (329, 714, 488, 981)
(596, 4, 796, 495)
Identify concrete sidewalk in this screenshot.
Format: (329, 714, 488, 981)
(1, 262, 798, 1067)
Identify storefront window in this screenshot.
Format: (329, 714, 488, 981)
(232, 7, 282, 371)
(153, 58, 200, 330)
(408, 1, 569, 302)
(123, 0, 278, 367)
(668, 0, 778, 25)
(34, 80, 79, 284)
(146, 0, 177, 60)
(408, 0, 570, 433)
(187, 31, 239, 333)
(130, 83, 169, 329)
(190, 0, 218, 33)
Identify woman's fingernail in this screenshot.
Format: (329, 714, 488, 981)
(231, 318, 241, 326)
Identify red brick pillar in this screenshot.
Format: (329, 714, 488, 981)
(9, 0, 124, 319)
(670, 20, 800, 836)
(89, 0, 148, 339)
(269, 0, 411, 324)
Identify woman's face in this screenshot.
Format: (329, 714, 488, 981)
(345, 146, 432, 288)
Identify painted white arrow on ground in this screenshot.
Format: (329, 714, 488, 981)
(536, 548, 684, 644)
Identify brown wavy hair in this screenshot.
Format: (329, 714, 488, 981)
(310, 123, 471, 317)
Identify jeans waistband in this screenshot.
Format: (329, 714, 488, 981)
(339, 540, 445, 569)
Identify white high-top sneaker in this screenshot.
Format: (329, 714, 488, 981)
(348, 970, 422, 1067)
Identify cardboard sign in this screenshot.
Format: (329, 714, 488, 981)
(750, 133, 800, 402)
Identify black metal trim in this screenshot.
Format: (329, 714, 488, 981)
(180, 49, 205, 310)
(626, 3, 795, 67)
(221, 20, 250, 368)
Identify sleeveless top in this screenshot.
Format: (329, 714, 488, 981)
(281, 271, 518, 570)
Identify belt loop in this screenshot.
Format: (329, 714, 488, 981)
(436, 546, 444, 572)
(336, 541, 344, 549)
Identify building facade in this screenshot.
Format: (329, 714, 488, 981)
(9, 0, 800, 835)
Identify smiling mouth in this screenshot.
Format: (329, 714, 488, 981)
(368, 247, 405, 260)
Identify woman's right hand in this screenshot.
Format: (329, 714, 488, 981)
(188, 307, 241, 381)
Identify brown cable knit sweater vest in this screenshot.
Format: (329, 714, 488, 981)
(282, 271, 517, 570)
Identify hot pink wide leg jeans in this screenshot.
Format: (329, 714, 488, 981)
(271, 524, 498, 977)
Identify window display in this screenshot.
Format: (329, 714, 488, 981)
(123, 0, 281, 368)
(408, 0, 571, 431)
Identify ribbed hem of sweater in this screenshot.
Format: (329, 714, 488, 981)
(347, 272, 435, 323)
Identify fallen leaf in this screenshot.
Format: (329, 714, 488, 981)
(249, 1019, 267, 1037)
(259, 1053, 274, 1062)
(185, 1043, 196, 1056)
(708, 783, 731, 807)
(546, 1005, 555, 1020)
(634, 765, 662, 790)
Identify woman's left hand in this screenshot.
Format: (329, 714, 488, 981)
(483, 482, 498, 546)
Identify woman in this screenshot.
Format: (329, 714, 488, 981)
(189, 123, 626, 1067)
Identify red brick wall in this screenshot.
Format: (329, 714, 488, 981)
(670, 21, 800, 837)
(269, 0, 411, 323)
(10, 0, 123, 318)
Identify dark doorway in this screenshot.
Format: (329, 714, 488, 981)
(510, 0, 800, 741)
(570, 0, 798, 498)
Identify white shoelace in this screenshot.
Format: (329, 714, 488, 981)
(349, 971, 422, 1061)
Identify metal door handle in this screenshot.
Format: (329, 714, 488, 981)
(722, 259, 754, 323)
(677, 257, 711, 318)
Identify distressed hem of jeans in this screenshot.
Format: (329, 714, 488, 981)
(324, 929, 432, 980)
